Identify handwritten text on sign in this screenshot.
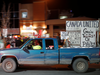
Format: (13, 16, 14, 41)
(81, 28, 96, 47)
(69, 32, 80, 44)
(66, 21, 99, 31)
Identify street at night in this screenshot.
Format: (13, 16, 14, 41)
(0, 63, 100, 75)
(0, 0, 100, 75)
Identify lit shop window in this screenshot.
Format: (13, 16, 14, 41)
(22, 12, 27, 18)
(60, 16, 67, 19)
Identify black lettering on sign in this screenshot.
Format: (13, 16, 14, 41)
(82, 28, 96, 47)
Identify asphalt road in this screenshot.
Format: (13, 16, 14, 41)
(0, 64, 100, 75)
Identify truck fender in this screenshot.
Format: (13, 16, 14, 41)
(0, 54, 19, 63)
(71, 55, 90, 64)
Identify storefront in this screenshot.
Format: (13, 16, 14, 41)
(20, 20, 48, 38)
(1, 28, 20, 38)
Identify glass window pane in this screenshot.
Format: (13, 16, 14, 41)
(22, 12, 27, 18)
(45, 39, 54, 49)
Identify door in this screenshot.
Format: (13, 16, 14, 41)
(45, 39, 58, 64)
(19, 39, 44, 64)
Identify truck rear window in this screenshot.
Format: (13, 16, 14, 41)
(45, 39, 54, 50)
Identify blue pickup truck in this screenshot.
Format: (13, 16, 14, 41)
(0, 38, 100, 73)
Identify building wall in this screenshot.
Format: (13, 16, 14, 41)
(19, 1, 47, 37)
(33, 1, 46, 21)
(19, 2, 98, 38)
(19, 3, 33, 20)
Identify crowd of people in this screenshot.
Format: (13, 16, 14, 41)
(4, 36, 29, 48)
(1, 33, 68, 49)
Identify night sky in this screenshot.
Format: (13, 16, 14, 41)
(1, 0, 100, 19)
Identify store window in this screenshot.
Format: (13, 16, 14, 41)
(45, 39, 54, 50)
(22, 12, 27, 18)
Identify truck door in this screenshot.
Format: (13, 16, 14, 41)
(45, 39, 58, 64)
(19, 39, 45, 64)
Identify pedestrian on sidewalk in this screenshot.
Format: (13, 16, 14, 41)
(15, 37, 21, 47)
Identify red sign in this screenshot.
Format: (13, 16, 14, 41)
(39, 30, 42, 38)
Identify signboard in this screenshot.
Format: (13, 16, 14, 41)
(7, 28, 19, 34)
(66, 20, 99, 47)
(66, 21, 99, 31)
(0, 43, 4, 49)
(3, 29, 7, 37)
(68, 32, 80, 44)
(26, 27, 32, 30)
(60, 31, 69, 40)
(81, 28, 96, 47)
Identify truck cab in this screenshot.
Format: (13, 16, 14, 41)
(19, 38, 59, 64)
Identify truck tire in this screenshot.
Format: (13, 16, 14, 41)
(72, 58, 88, 73)
(2, 58, 17, 72)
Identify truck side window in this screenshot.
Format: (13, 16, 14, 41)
(26, 39, 42, 50)
(45, 39, 54, 50)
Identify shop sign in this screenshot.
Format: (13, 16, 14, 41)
(66, 21, 99, 31)
(8, 28, 19, 34)
(3, 29, 7, 37)
(26, 27, 32, 30)
(81, 28, 96, 47)
(0, 43, 4, 49)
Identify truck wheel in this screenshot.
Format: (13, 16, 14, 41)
(2, 58, 17, 72)
(72, 58, 88, 73)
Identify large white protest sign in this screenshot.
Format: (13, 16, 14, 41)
(81, 28, 96, 47)
(60, 31, 69, 40)
(66, 20, 99, 47)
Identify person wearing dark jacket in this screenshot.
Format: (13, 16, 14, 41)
(15, 37, 21, 47)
